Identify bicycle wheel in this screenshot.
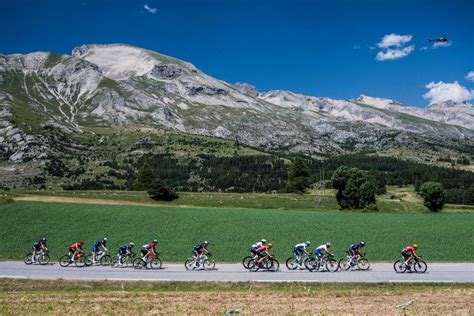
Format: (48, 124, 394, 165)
(338, 258, 351, 271)
(325, 258, 338, 272)
(285, 257, 298, 270)
(59, 255, 71, 267)
(75, 256, 86, 267)
(204, 259, 216, 270)
(248, 259, 259, 272)
(100, 254, 112, 266)
(413, 260, 427, 273)
(124, 255, 135, 267)
(305, 258, 319, 271)
(357, 258, 370, 271)
(268, 258, 279, 272)
(133, 258, 146, 269)
(85, 254, 93, 266)
(39, 253, 50, 265)
(150, 257, 162, 269)
(242, 256, 253, 269)
(24, 253, 33, 265)
(185, 258, 196, 270)
(393, 259, 407, 273)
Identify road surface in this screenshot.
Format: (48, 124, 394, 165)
(1, 261, 472, 283)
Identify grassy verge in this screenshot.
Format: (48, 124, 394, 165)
(0, 279, 472, 314)
(1, 201, 473, 261)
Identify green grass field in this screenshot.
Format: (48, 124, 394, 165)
(1, 200, 473, 262)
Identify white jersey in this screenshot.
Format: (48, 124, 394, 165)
(295, 243, 307, 250)
(316, 244, 328, 252)
(252, 242, 263, 249)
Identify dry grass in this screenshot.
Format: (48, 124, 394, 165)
(0, 279, 472, 315)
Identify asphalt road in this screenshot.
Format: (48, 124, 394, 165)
(1, 261, 472, 283)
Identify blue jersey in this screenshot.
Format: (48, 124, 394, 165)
(119, 244, 132, 253)
(350, 243, 364, 251)
(94, 239, 106, 248)
(193, 243, 206, 252)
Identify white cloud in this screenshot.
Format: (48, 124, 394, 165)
(423, 81, 474, 104)
(420, 46, 428, 51)
(466, 71, 474, 82)
(376, 45, 415, 61)
(377, 34, 413, 48)
(432, 41, 451, 48)
(144, 4, 157, 14)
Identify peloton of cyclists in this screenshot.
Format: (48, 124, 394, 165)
(31, 238, 48, 262)
(91, 237, 108, 264)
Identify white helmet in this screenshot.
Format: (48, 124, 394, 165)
(325, 242, 331, 248)
(261, 239, 267, 244)
(305, 241, 311, 245)
(103, 237, 108, 241)
(129, 242, 134, 247)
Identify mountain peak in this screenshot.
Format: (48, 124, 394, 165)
(355, 94, 396, 109)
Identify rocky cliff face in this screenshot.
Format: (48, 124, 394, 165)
(0, 44, 473, 164)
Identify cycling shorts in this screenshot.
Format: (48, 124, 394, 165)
(294, 247, 303, 256)
(141, 247, 149, 255)
(401, 251, 411, 259)
(118, 248, 127, 255)
(315, 249, 324, 258)
(32, 242, 41, 250)
(348, 248, 356, 256)
(92, 245, 100, 252)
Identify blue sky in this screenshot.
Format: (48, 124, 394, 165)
(1, 0, 473, 107)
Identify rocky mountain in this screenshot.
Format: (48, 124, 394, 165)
(0, 43, 473, 169)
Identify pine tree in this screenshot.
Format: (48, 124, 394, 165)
(134, 163, 155, 190)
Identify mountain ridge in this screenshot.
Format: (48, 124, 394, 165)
(0, 43, 473, 168)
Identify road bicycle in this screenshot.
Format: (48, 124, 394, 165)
(24, 250, 50, 265)
(285, 253, 312, 270)
(85, 250, 112, 266)
(247, 255, 279, 272)
(338, 252, 371, 271)
(185, 253, 216, 270)
(59, 250, 86, 267)
(112, 252, 136, 267)
(393, 256, 427, 273)
(242, 254, 257, 269)
(133, 253, 163, 269)
(305, 254, 338, 272)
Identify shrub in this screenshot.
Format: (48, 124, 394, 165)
(420, 182, 445, 212)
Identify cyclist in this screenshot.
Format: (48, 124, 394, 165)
(294, 241, 311, 268)
(69, 240, 84, 262)
(192, 241, 209, 267)
(348, 241, 365, 265)
(315, 242, 333, 263)
(31, 238, 48, 263)
(117, 242, 134, 266)
(251, 239, 267, 258)
(91, 237, 108, 264)
(401, 243, 420, 267)
(140, 239, 158, 263)
(256, 242, 273, 267)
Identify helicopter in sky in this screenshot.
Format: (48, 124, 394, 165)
(429, 36, 449, 43)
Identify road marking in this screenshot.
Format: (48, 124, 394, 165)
(0, 275, 28, 279)
(388, 280, 454, 283)
(106, 278, 171, 282)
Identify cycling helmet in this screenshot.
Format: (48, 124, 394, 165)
(261, 239, 267, 244)
(360, 241, 365, 246)
(42, 238, 47, 241)
(204, 240, 209, 245)
(412, 243, 418, 249)
(79, 240, 84, 244)
(129, 242, 134, 247)
(103, 237, 108, 241)
(325, 242, 331, 248)
(305, 241, 311, 245)
(268, 242, 273, 248)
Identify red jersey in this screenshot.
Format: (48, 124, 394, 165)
(258, 245, 270, 252)
(71, 242, 82, 249)
(149, 242, 157, 249)
(403, 246, 415, 253)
